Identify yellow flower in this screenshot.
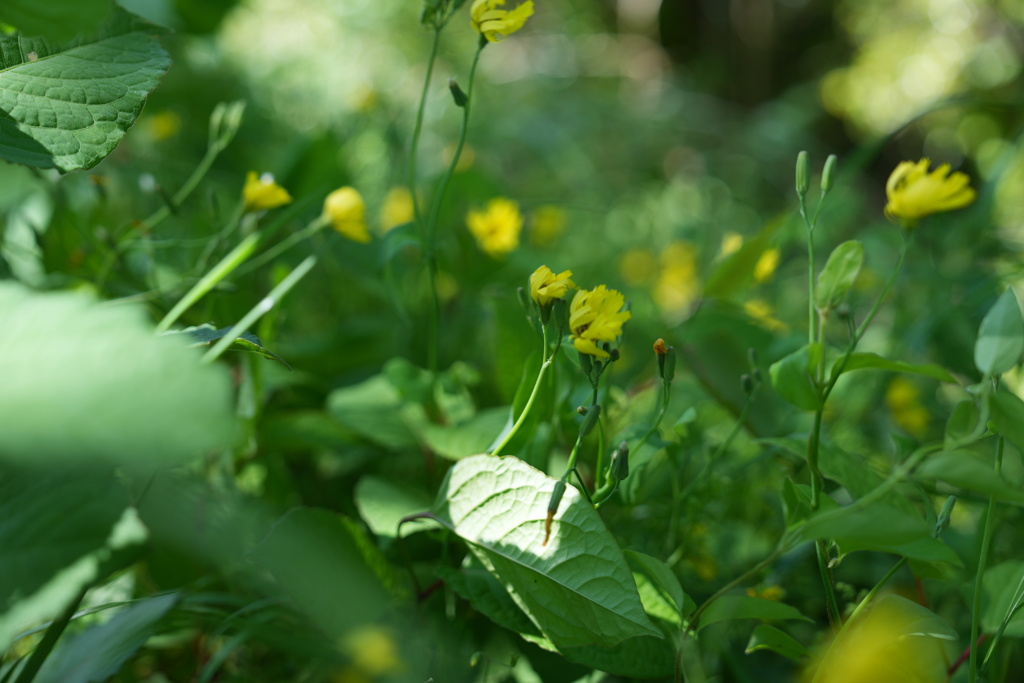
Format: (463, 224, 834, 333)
(720, 232, 743, 257)
(243, 171, 292, 212)
(471, 0, 535, 43)
(885, 376, 929, 438)
(324, 187, 371, 243)
(884, 158, 976, 225)
(466, 197, 522, 257)
(530, 265, 574, 306)
(569, 285, 631, 358)
(753, 247, 780, 283)
(338, 626, 404, 677)
(530, 205, 567, 246)
(380, 187, 414, 234)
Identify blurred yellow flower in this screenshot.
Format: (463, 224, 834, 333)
(570, 285, 631, 358)
(654, 241, 700, 321)
(754, 247, 780, 283)
(146, 110, 181, 141)
(620, 248, 658, 286)
(338, 626, 403, 678)
(380, 187, 414, 233)
(243, 171, 292, 212)
(467, 198, 522, 257)
(747, 585, 786, 601)
(885, 158, 976, 225)
(324, 187, 371, 243)
(471, 0, 535, 43)
(530, 265, 574, 306)
(720, 232, 743, 257)
(530, 205, 567, 246)
(744, 299, 788, 333)
(885, 376, 929, 438)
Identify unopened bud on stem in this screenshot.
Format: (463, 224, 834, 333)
(796, 151, 809, 197)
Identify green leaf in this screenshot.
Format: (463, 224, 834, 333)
(422, 407, 510, 460)
(249, 508, 389, 638)
(769, 344, 822, 411)
(698, 595, 810, 630)
(831, 352, 957, 383)
(354, 476, 438, 543)
(945, 400, 982, 449)
(527, 630, 677, 679)
(980, 561, 1024, 637)
(975, 289, 1024, 376)
(0, 7, 170, 171)
(745, 624, 809, 661)
(988, 392, 1024, 455)
(437, 556, 542, 638)
(0, 0, 112, 41)
(35, 593, 177, 683)
(815, 240, 863, 312)
(914, 451, 1024, 505)
(0, 468, 148, 649)
(172, 324, 291, 370)
(796, 503, 960, 564)
(431, 455, 662, 649)
(326, 374, 420, 450)
(0, 283, 237, 466)
(624, 550, 695, 624)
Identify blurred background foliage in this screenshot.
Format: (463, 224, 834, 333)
(2, 0, 1024, 680)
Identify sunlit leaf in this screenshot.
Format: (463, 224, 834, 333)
(975, 289, 1024, 376)
(431, 455, 662, 649)
(0, 7, 170, 170)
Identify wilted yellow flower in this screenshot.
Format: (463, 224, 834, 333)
(471, 0, 535, 43)
(570, 285, 631, 358)
(243, 172, 292, 212)
(324, 187, 371, 243)
(754, 247, 780, 283)
(530, 265, 574, 306)
(467, 197, 522, 257)
(530, 205, 567, 246)
(885, 376, 929, 437)
(380, 187, 414, 233)
(884, 158, 976, 225)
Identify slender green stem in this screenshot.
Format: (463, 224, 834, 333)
(409, 28, 443, 232)
(970, 434, 1004, 683)
(201, 256, 317, 363)
(489, 325, 561, 456)
(13, 589, 87, 683)
(800, 193, 816, 347)
(423, 43, 485, 373)
(155, 231, 262, 334)
(236, 216, 328, 277)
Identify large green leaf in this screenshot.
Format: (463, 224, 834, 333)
(34, 593, 177, 683)
(975, 289, 1024, 376)
(987, 392, 1024, 455)
(431, 455, 661, 649)
(698, 595, 810, 630)
(769, 344, 822, 411)
(0, 7, 170, 171)
(0, 468, 148, 649)
(914, 450, 1024, 505)
(0, 283, 236, 465)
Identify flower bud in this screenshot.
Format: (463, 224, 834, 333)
(578, 351, 593, 377)
(544, 478, 567, 546)
(796, 151, 809, 197)
(576, 405, 588, 416)
(448, 78, 468, 108)
(821, 154, 838, 195)
(935, 495, 956, 536)
(741, 373, 755, 395)
(609, 348, 620, 363)
(579, 404, 601, 438)
(609, 441, 629, 481)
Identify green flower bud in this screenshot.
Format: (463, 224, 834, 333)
(544, 478, 568, 546)
(821, 154, 838, 195)
(796, 151, 810, 197)
(609, 441, 629, 481)
(448, 78, 468, 108)
(741, 373, 755, 395)
(935, 495, 956, 536)
(579, 404, 601, 438)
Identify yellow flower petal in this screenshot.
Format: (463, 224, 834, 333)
(471, 0, 534, 42)
(569, 285, 631, 357)
(324, 187, 371, 243)
(466, 197, 522, 257)
(884, 158, 976, 225)
(243, 171, 292, 212)
(529, 265, 574, 306)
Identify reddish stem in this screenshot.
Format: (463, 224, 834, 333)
(948, 634, 988, 676)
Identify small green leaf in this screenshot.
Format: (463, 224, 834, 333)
(354, 476, 438, 543)
(326, 374, 420, 450)
(624, 550, 695, 624)
(769, 344, 822, 411)
(172, 324, 291, 370)
(34, 593, 177, 683)
(0, 7, 171, 171)
(745, 624, 809, 661)
(914, 451, 1024, 505)
(422, 407, 510, 460)
(945, 400, 982, 448)
(980, 561, 1024, 637)
(431, 455, 662, 649)
(975, 289, 1024, 376)
(815, 240, 863, 312)
(831, 352, 956, 383)
(698, 595, 810, 630)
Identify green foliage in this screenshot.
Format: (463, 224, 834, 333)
(0, 6, 169, 171)
(974, 289, 1024, 376)
(770, 343, 822, 410)
(815, 240, 863, 313)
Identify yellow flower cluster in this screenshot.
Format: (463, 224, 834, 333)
(884, 158, 976, 225)
(529, 265, 574, 306)
(570, 285, 632, 359)
(466, 197, 523, 257)
(471, 0, 535, 43)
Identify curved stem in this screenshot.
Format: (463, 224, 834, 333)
(970, 434, 1004, 683)
(489, 325, 559, 456)
(409, 28, 442, 233)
